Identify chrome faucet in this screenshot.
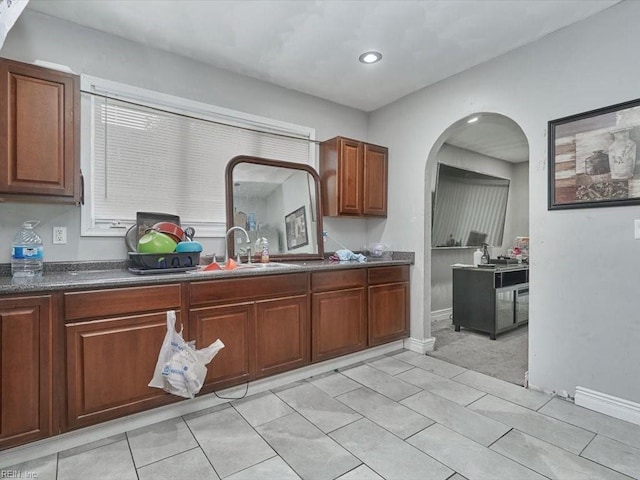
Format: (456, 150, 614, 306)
(225, 226, 251, 264)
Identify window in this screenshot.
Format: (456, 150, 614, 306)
(80, 76, 315, 237)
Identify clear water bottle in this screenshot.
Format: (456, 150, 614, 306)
(11, 221, 44, 278)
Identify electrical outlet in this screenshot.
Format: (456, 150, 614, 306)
(53, 226, 67, 244)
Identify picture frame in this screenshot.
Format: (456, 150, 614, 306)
(285, 206, 309, 250)
(548, 98, 640, 210)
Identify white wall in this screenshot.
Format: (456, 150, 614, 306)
(369, 0, 640, 402)
(0, 10, 369, 263)
(430, 144, 529, 311)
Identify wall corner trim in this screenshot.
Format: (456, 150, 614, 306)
(575, 386, 640, 427)
(404, 336, 436, 353)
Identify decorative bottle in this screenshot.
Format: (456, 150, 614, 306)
(584, 150, 610, 175)
(608, 127, 636, 180)
(481, 243, 490, 265)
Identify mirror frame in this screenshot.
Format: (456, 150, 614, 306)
(225, 155, 325, 262)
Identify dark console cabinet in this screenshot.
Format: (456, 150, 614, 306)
(452, 265, 529, 340)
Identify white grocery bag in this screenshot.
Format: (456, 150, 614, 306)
(149, 310, 224, 399)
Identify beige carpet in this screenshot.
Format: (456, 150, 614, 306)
(428, 319, 528, 386)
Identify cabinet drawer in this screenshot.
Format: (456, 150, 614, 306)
(368, 265, 409, 285)
(494, 268, 528, 288)
(190, 273, 308, 306)
(64, 284, 182, 321)
(311, 269, 366, 292)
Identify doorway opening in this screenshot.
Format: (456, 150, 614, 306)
(425, 112, 530, 386)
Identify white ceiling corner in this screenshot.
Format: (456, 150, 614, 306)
(25, 0, 621, 162)
(26, 0, 621, 112)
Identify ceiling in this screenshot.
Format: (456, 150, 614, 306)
(446, 113, 529, 163)
(25, 0, 621, 164)
(27, 0, 620, 113)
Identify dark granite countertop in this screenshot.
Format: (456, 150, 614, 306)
(0, 252, 414, 295)
(451, 263, 528, 272)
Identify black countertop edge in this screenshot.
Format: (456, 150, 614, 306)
(0, 252, 414, 275)
(0, 252, 415, 295)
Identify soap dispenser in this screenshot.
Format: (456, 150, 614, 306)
(473, 248, 483, 266)
(259, 237, 270, 263)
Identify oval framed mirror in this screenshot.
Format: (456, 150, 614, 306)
(225, 155, 325, 261)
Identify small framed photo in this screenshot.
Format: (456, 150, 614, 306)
(548, 98, 640, 209)
(285, 206, 308, 250)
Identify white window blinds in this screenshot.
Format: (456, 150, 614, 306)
(432, 175, 509, 247)
(82, 76, 314, 236)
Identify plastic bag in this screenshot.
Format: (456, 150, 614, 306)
(149, 310, 224, 398)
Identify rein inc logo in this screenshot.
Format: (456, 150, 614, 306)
(1, 470, 38, 478)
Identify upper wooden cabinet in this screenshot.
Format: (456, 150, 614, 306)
(0, 57, 81, 204)
(319, 136, 388, 217)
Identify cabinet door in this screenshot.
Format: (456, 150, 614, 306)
(189, 303, 253, 392)
(338, 137, 363, 215)
(255, 295, 309, 378)
(368, 283, 409, 346)
(65, 312, 180, 430)
(312, 287, 366, 362)
(0, 58, 80, 203)
(363, 144, 388, 216)
(0, 295, 54, 449)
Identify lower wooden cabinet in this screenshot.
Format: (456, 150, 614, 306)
(189, 303, 254, 392)
(65, 311, 182, 429)
(311, 269, 367, 362)
(255, 295, 309, 378)
(0, 295, 54, 450)
(63, 284, 183, 430)
(0, 264, 411, 450)
(368, 266, 410, 346)
(188, 273, 310, 389)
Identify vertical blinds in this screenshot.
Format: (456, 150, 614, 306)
(90, 94, 312, 228)
(432, 177, 509, 247)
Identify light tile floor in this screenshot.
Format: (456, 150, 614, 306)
(4, 350, 640, 480)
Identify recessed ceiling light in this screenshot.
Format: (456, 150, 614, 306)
(467, 116, 480, 124)
(359, 51, 382, 64)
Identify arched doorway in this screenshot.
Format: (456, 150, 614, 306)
(424, 112, 530, 385)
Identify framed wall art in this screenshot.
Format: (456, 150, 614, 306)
(548, 98, 640, 209)
(285, 206, 309, 250)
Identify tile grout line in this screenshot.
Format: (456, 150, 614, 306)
(231, 395, 302, 479)
(485, 428, 555, 480)
(181, 413, 223, 479)
(123, 432, 140, 480)
(575, 433, 637, 479)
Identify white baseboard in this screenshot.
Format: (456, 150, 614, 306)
(404, 336, 436, 353)
(0, 341, 403, 469)
(575, 386, 640, 427)
(431, 308, 452, 323)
